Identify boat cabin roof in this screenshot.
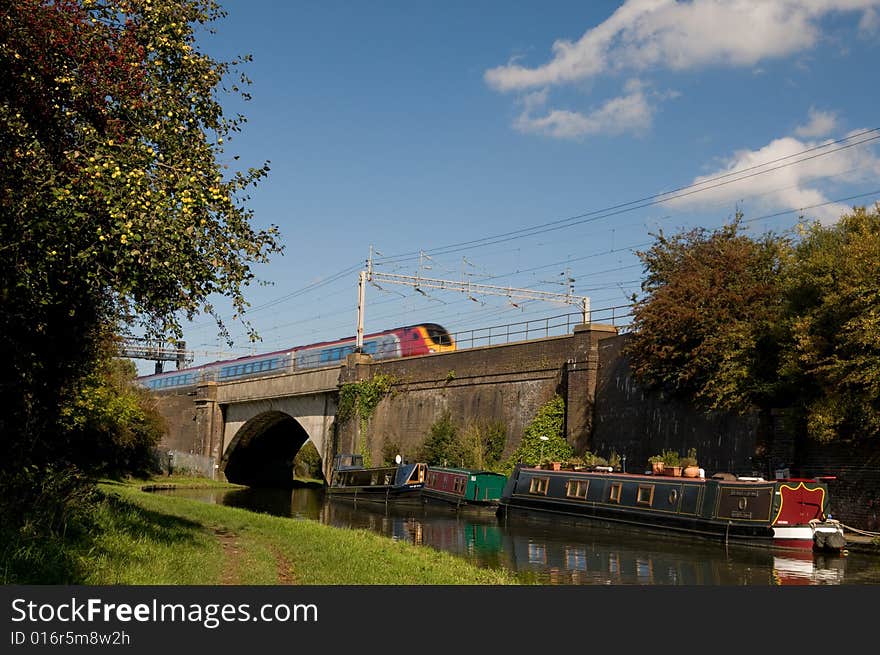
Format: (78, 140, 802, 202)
(428, 466, 506, 478)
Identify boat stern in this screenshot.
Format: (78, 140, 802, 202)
(771, 480, 845, 552)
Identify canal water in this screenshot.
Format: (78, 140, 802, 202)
(152, 485, 880, 585)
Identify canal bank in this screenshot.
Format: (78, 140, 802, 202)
(95, 481, 519, 584)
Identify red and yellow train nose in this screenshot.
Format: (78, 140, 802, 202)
(416, 325, 456, 353)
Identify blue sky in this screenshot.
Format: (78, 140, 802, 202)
(138, 0, 880, 374)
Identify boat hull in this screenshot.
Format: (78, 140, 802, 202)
(327, 461, 427, 506)
(421, 466, 507, 512)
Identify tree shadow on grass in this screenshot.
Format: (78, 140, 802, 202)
(2, 491, 208, 585)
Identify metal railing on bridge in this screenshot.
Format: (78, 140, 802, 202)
(446, 304, 632, 351)
(136, 304, 633, 389)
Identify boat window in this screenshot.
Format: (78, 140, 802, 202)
(565, 479, 589, 499)
(609, 482, 623, 503)
(637, 485, 655, 506)
(529, 477, 550, 495)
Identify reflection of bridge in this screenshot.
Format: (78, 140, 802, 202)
(152, 323, 619, 486)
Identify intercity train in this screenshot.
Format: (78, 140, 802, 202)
(138, 323, 456, 391)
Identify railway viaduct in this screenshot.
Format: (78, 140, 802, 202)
(153, 323, 618, 486)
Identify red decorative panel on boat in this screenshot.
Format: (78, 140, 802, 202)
(773, 482, 826, 526)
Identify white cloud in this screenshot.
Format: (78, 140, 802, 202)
(515, 80, 654, 139)
(485, 0, 880, 92)
(794, 108, 838, 138)
(859, 7, 880, 34)
(663, 127, 880, 224)
(485, 0, 879, 141)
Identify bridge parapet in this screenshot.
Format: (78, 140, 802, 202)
(215, 365, 343, 404)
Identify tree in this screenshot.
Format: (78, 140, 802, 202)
(0, 0, 282, 471)
(625, 206, 880, 449)
(625, 214, 790, 414)
(783, 205, 880, 442)
(60, 351, 166, 476)
(418, 411, 465, 467)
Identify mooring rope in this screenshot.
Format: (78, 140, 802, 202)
(841, 523, 880, 538)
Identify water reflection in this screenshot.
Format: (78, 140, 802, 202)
(153, 486, 877, 585)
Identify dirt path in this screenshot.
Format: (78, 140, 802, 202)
(272, 547, 297, 584)
(213, 528, 243, 585)
(214, 527, 297, 584)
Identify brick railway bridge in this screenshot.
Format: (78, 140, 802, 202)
(154, 323, 617, 486)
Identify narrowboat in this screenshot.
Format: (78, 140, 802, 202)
(498, 464, 846, 552)
(328, 453, 426, 505)
(421, 466, 508, 511)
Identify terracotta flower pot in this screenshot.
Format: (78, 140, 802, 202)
(651, 461, 665, 475)
(683, 465, 700, 478)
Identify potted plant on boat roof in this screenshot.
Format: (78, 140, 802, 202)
(648, 454, 665, 475)
(681, 448, 700, 478)
(661, 449, 682, 477)
(568, 455, 587, 471)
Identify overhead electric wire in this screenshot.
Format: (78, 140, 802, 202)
(376, 128, 880, 264)
(174, 131, 880, 362)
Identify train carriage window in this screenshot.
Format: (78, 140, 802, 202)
(637, 485, 655, 506)
(609, 483, 623, 503)
(529, 477, 550, 495)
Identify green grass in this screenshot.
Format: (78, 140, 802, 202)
(79, 483, 519, 585)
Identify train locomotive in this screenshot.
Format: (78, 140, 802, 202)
(138, 323, 455, 391)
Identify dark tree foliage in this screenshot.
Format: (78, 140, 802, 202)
(625, 214, 790, 413)
(626, 205, 880, 446)
(418, 411, 464, 467)
(0, 1, 281, 473)
(782, 205, 880, 442)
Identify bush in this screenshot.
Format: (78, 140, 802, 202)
(293, 441, 324, 481)
(418, 411, 465, 466)
(460, 420, 507, 470)
(502, 395, 573, 473)
(0, 465, 100, 583)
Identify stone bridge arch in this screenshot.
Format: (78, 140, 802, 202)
(220, 394, 336, 486)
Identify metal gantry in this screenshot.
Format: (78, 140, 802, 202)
(356, 247, 590, 351)
(119, 338, 192, 373)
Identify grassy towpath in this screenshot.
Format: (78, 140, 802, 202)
(87, 479, 519, 585)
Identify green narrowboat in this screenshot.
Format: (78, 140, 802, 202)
(422, 466, 507, 510)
